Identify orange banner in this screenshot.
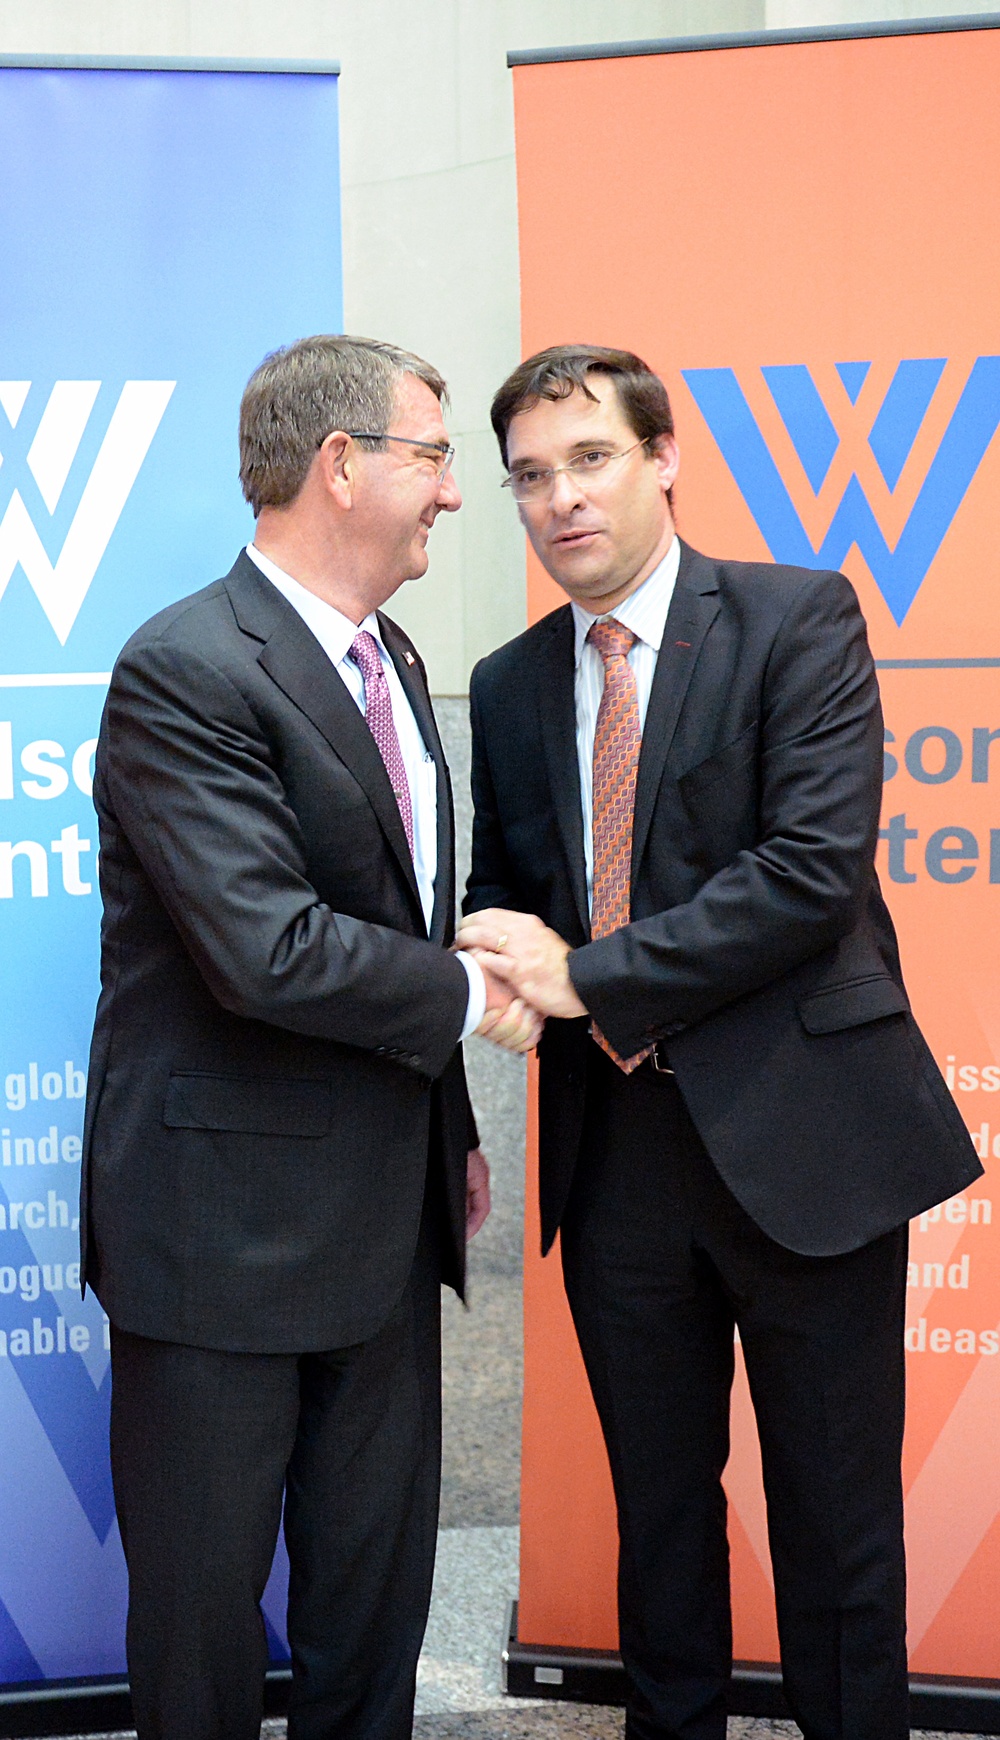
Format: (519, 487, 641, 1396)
(512, 20, 1000, 1675)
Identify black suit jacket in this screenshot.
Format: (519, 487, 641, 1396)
(467, 541, 980, 1257)
(82, 551, 476, 1353)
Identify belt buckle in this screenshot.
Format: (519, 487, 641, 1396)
(651, 1043, 674, 1076)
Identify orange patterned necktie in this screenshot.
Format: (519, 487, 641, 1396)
(587, 618, 653, 1074)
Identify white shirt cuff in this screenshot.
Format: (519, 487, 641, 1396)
(457, 950, 487, 1041)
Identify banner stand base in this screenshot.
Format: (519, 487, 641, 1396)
(0, 1666, 291, 1737)
(502, 1601, 1000, 1733)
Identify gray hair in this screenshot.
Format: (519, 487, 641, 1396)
(239, 333, 449, 516)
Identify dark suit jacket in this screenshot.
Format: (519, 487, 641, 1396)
(82, 551, 476, 1354)
(467, 541, 980, 1258)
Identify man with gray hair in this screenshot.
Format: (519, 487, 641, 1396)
(82, 335, 536, 1740)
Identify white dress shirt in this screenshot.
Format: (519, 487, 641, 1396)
(570, 536, 681, 912)
(246, 544, 485, 1039)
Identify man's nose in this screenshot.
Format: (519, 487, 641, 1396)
(438, 468, 462, 512)
(548, 466, 586, 512)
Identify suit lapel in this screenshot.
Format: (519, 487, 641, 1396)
(379, 613, 454, 945)
(536, 607, 590, 939)
(631, 543, 721, 892)
(224, 555, 423, 920)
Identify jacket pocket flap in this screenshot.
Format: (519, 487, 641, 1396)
(164, 1073, 332, 1136)
(798, 976, 909, 1035)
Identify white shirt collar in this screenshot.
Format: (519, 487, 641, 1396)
(245, 543, 383, 666)
(571, 535, 680, 668)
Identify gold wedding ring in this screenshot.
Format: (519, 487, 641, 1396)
(496, 933, 508, 951)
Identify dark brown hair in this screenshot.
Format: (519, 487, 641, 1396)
(490, 343, 675, 504)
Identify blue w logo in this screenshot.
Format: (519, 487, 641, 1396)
(682, 358, 1000, 625)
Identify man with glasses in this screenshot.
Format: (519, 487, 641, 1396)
(82, 334, 538, 1740)
(457, 344, 978, 1740)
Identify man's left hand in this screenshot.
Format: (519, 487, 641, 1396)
(456, 909, 587, 1020)
(466, 1147, 491, 1239)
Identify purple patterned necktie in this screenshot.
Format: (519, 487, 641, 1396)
(349, 630, 415, 857)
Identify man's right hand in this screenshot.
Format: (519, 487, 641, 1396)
(475, 962, 543, 1054)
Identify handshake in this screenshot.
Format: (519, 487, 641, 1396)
(455, 908, 588, 1055)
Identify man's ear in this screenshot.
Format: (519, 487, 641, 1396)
(650, 432, 680, 497)
(316, 430, 356, 509)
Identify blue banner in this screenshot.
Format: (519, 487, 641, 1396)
(0, 60, 341, 1682)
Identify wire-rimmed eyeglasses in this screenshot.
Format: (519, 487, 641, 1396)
(344, 431, 456, 481)
(501, 438, 648, 502)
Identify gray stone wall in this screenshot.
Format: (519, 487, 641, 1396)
(0, 0, 766, 694)
(435, 696, 527, 1529)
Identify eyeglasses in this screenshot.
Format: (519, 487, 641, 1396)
(344, 431, 456, 481)
(502, 439, 648, 502)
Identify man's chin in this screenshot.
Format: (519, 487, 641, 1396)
(552, 567, 617, 603)
(402, 550, 431, 584)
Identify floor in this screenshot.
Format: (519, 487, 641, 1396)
(48, 1724, 998, 1740)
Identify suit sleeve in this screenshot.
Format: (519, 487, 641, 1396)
(100, 635, 469, 1080)
(569, 572, 884, 1057)
(464, 667, 528, 916)
(466, 1092, 480, 1152)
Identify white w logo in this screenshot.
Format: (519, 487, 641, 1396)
(0, 380, 175, 644)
